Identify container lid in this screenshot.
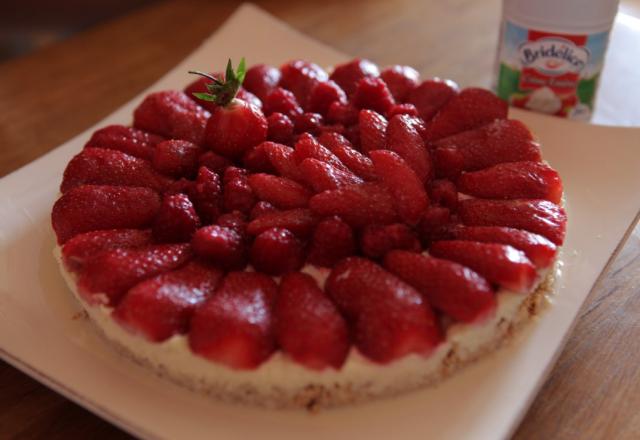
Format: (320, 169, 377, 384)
(504, 0, 620, 33)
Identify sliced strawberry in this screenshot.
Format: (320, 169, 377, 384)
(359, 109, 388, 153)
(429, 240, 536, 293)
(423, 88, 508, 141)
(243, 64, 281, 101)
(406, 78, 459, 122)
(77, 244, 192, 306)
(152, 194, 200, 243)
(279, 60, 328, 108)
(309, 182, 397, 228)
(266, 112, 295, 145)
(308, 80, 347, 116)
(133, 91, 210, 144)
(250, 201, 278, 220)
(192, 225, 246, 270)
(61, 229, 152, 273)
(242, 142, 276, 173)
(380, 65, 419, 102)
(318, 132, 376, 179)
(198, 151, 232, 174)
(189, 272, 277, 369)
(84, 125, 164, 161)
(370, 150, 429, 225)
(360, 223, 420, 259)
(250, 227, 305, 275)
(114, 261, 223, 342)
(292, 133, 348, 171)
(428, 179, 459, 211)
(52, 185, 161, 244)
(325, 258, 441, 363)
(299, 158, 363, 192)
(329, 59, 380, 96)
(263, 87, 303, 119)
(152, 140, 204, 178)
(459, 199, 567, 245)
(61, 148, 173, 193)
(247, 173, 311, 209)
(276, 273, 350, 370)
(384, 251, 496, 322)
(246, 208, 317, 237)
(189, 166, 222, 224)
(385, 114, 432, 182)
(450, 225, 557, 269)
(352, 77, 395, 115)
(457, 161, 563, 203)
(262, 141, 305, 182)
(307, 216, 356, 267)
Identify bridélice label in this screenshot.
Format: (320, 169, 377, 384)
(495, 20, 610, 120)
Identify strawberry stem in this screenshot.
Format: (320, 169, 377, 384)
(189, 58, 246, 107)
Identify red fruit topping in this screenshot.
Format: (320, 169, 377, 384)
(307, 216, 356, 267)
(152, 194, 201, 243)
(264, 87, 303, 119)
(242, 142, 276, 173)
(380, 65, 420, 102)
(370, 150, 429, 225)
(293, 112, 323, 135)
(189, 272, 277, 369)
(247, 173, 311, 209)
(250, 201, 278, 220)
(216, 211, 248, 236)
(222, 166, 247, 184)
(299, 158, 363, 192)
(352, 77, 396, 115)
(192, 225, 246, 270)
(250, 227, 305, 275)
(198, 151, 232, 174)
(243, 64, 281, 101)
(459, 199, 567, 245)
(266, 112, 295, 145)
(429, 240, 537, 293)
(407, 78, 459, 122)
(190, 166, 221, 224)
(308, 80, 347, 116)
(360, 223, 421, 259)
(326, 101, 359, 125)
(61, 148, 172, 193)
(52, 185, 161, 244)
(152, 140, 203, 178)
(385, 251, 496, 322)
(247, 208, 317, 237)
(223, 175, 256, 214)
(84, 124, 164, 161)
(450, 225, 557, 269)
(329, 58, 380, 96)
(457, 161, 563, 203)
(61, 229, 152, 273)
(276, 273, 350, 369)
(385, 114, 432, 183)
(114, 261, 223, 342)
(133, 91, 210, 144)
(165, 178, 195, 196)
(237, 89, 262, 110)
(318, 132, 377, 181)
(325, 258, 441, 363)
(388, 103, 419, 118)
(292, 133, 348, 171)
(262, 142, 305, 182)
(428, 179, 458, 211)
(310, 182, 397, 228)
(279, 60, 328, 108)
(416, 206, 453, 243)
(359, 109, 388, 153)
(77, 244, 192, 306)
(423, 88, 508, 141)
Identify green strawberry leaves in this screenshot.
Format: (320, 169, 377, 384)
(189, 58, 246, 107)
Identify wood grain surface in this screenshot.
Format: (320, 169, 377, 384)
(0, 0, 638, 438)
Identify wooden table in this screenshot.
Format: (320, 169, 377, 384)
(1, 0, 639, 438)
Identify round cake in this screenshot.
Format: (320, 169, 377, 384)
(51, 58, 566, 409)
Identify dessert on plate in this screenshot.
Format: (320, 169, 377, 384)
(52, 58, 566, 409)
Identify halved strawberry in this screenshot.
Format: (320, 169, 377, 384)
(279, 60, 328, 108)
(352, 77, 395, 115)
(61, 229, 152, 273)
(152, 140, 204, 178)
(325, 258, 441, 363)
(77, 244, 192, 305)
(370, 150, 429, 225)
(318, 132, 377, 181)
(243, 64, 281, 101)
(307, 216, 356, 267)
(189, 272, 277, 369)
(292, 133, 348, 172)
(114, 261, 223, 342)
(52, 185, 161, 244)
(84, 125, 164, 160)
(262, 141, 305, 182)
(359, 109, 388, 153)
(61, 148, 173, 193)
(299, 158, 363, 192)
(459, 199, 567, 245)
(250, 227, 305, 275)
(385, 114, 432, 183)
(360, 223, 420, 259)
(276, 273, 350, 370)
(429, 240, 536, 293)
(191, 225, 246, 270)
(247, 208, 317, 237)
(133, 91, 210, 144)
(450, 225, 557, 269)
(406, 78, 459, 122)
(384, 250, 496, 322)
(309, 182, 398, 228)
(308, 80, 347, 116)
(457, 161, 563, 203)
(380, 65, 419, 102)
(247, 173, 311, 209)
(152, 194, 201, 243)
(329, 59, 380, 96)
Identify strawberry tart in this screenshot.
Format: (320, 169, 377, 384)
(52, 58, 566, 409)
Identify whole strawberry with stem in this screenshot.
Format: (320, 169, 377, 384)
(190, 59, 267, 160)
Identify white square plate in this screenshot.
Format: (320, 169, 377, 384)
(1, 4, 639, 439)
